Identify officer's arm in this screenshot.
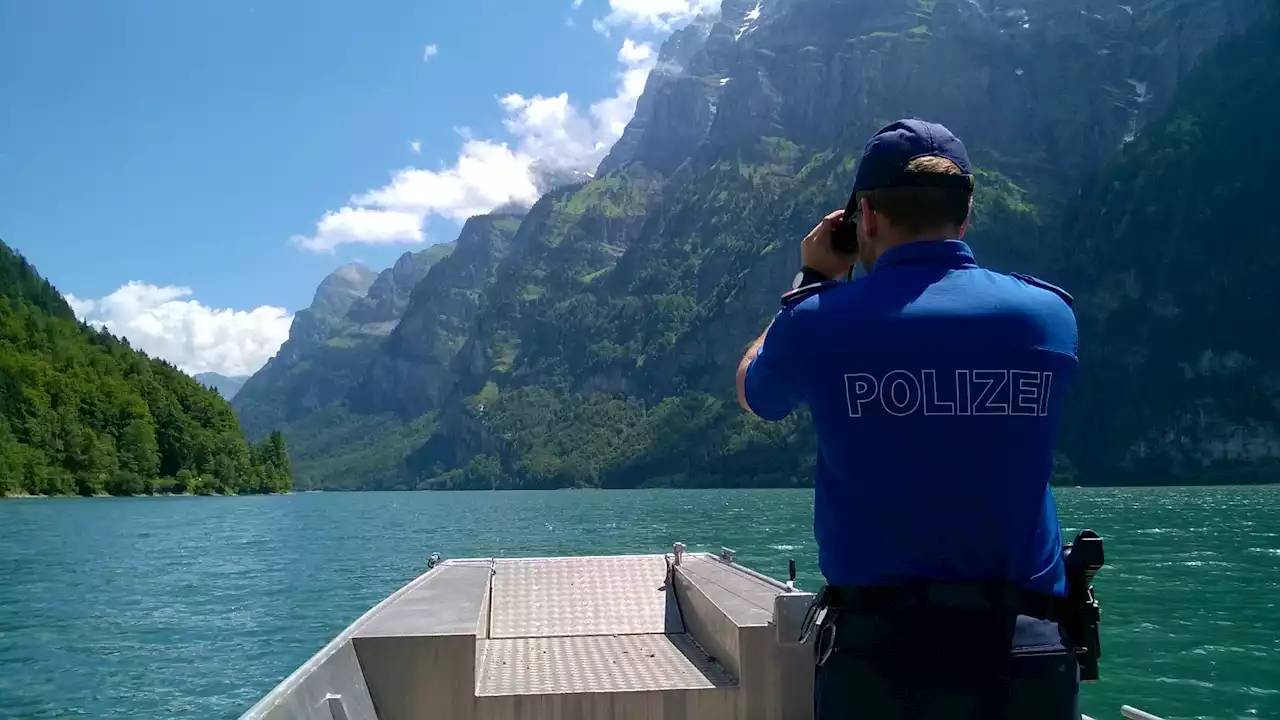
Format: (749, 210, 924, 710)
(735, 309, 800, 421)
(735, 324, 771, 411)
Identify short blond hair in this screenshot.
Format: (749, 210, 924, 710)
(855, 156, 972, 235)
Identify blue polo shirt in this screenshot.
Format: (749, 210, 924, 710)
(744, 240, 1078, 596)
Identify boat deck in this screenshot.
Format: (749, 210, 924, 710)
(242, 547, 813, 720)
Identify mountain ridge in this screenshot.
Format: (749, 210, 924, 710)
(194, 372, 249, 400)
(235, 0, 1277, 491)
(232, 239, 463, 439)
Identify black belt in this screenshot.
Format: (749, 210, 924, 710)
(822, 582, 1068, 623)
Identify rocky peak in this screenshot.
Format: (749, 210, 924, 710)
(193, 372, 249, 400)
(530, 161, 593, 196)
(594, 0, 796, 176)
(596, 18, 720, 176)
(306, 263, 378, 319)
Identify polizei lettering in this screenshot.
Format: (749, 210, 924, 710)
(844, 370, 1053, 418)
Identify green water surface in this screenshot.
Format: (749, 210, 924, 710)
(0, 487, 1276, 719)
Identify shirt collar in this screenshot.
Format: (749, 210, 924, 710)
(871, 239, 977, 273)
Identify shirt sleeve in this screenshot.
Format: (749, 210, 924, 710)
(743, 309, 802, 421)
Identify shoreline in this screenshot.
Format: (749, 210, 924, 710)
(1, 490, 296, 500)
(5, 482, 1278, 500)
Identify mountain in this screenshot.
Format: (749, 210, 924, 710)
(232, 239, 469, 441)
(237, 0, 1276, 491)
(231, 219, 519, 490)
(0, 241, 292, 497)
(308, 262, 380, 318)
(347, 243, 455, 325)
(194, 372, 249, 400)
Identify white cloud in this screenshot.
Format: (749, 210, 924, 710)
(595, 0, 720, 33)
(572, 0, 584, 8)
(291, 38, 658, 253)
(290, 207, 425, 253)
(423, 44, 439, 61)
(409, 140, 421, 153)
(65, 283, 293, 377)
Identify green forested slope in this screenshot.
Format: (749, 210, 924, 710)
(0, 241, 292, 497)
(1052, 10, 1280, 485)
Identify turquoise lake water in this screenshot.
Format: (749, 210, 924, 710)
(0, 486, 1277, 719)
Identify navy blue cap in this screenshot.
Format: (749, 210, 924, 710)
(851, 119, 974, 194)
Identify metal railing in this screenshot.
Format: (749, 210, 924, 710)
(1120, 707, 1165, 720)
(1083, 708, 1165, 720)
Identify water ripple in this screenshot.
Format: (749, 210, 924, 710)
(0, 486, 1277, 720)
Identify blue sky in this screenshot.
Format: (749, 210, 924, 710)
(0, 0, 717, 376)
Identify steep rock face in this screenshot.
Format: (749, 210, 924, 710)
(275, 263, 378, 365)
(610, 0, 1262, 199)
(347, 243, 455, 325)
(1052, 9, 1280, 484)
(306, 263, 378, 318)
(436, 169, 665, 405)
(232, 263, 376, 438)
(351, 214, 523, 417)
(597, 22, 720, 176)
(233, 247, 451, 439)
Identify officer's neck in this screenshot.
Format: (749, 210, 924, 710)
(864, 226, 962, 269)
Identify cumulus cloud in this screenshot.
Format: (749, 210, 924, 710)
(595, 0, 720, 33)
(409, 140, 421, 153)
(65, 283, 293, 377)
(423, 44, 439, 61)
(290, 38, 657, 254)
(291, 207, 425, 253)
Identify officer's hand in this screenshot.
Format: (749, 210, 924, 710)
(801, 209, 858, 280)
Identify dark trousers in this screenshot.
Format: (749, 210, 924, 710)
(813, 608, 1081, 720)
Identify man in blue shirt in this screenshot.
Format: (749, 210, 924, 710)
(735, 119, 1082, 719)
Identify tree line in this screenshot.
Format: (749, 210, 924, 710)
(0, 240, 293, 497)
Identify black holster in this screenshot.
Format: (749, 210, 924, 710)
(1062, 530, 1106, 682)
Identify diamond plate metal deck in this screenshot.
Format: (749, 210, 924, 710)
(475, 633, 735, 696)
(489, 556, 682, 638)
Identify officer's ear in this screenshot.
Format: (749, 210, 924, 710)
(858, 196, 878, 239)
(956, 195, 973, 238)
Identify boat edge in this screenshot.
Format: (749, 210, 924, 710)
(237, 564, 448, 720)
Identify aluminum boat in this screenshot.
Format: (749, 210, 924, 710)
(239, 543, 1164, 720)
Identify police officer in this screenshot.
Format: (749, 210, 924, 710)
(735, 119, 1082, 719)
